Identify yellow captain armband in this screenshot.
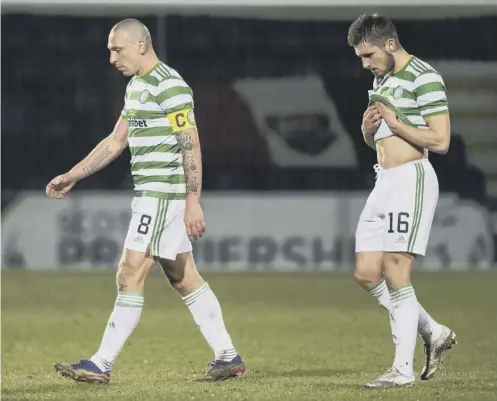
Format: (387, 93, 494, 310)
(167, 109, 196, 132)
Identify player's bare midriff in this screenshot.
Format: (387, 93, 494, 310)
(375, 134, 427, 169)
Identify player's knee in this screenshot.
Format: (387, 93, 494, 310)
(170, 279, 186, 293)
(354, 252, 383, 286)
(162, 267, 184, 289)
(172, 273, 205, 296)
(354, 269, 375, 286)
(116, 262, 134, 292)
(160, 253, 204, 296)
(116, 260, 147, 292)
(383, 252, 413, 290)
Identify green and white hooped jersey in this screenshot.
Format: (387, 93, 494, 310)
(369, 56, 449, 141)
(121, 61, 197, 200)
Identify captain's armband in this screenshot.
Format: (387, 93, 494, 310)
(167, 109, 197, 133)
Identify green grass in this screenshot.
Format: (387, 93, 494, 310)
(2, 270, 497, 401)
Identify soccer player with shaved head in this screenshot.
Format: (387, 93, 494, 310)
(47, 19, 245, 384)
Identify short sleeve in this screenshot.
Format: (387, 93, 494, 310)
(414, 72, 449, 119)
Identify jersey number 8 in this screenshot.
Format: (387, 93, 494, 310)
(137, 215, 152, 235)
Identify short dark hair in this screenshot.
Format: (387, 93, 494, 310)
(347, 14, 399, 47)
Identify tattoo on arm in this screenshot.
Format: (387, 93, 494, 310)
(177, 135, 194, 151)
(175, 131, 199, 196)
(185, 154, 199, 194)
(81, 146, 112, 178)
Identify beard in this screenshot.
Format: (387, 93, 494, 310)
(386, 53, 395, 73)
(373, 53, 396, 78)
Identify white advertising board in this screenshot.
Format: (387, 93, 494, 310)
(1, 191, 494, 271)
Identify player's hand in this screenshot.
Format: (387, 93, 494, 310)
(375, 102, 400, 132)
(362, 105, 382, 136)
(184, 198, 206, 242)
(45, 174, 77, 199)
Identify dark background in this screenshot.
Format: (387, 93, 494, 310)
(2, 12, 497, 260)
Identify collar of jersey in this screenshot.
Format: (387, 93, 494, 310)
(137, 61, 162, 79)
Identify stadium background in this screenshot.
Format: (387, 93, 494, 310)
(2, 2, 497, 401)
(2, 2, 497, 271)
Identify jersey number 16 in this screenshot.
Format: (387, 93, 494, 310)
(387, 212, 410, 234)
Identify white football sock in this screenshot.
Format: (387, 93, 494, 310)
(366, 279, 442, 343)
(90, 291, 144, 372)
(366, 279, 392, 312)
(417, 303, 443, 343)
(390, 284, 419, 377)
(183, 283, 237, 362)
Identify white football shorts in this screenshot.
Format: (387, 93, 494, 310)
(124, 196, 192, 260)
(355, 159, 439, 256)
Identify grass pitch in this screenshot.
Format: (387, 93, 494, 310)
(2, 270, 497, 401)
